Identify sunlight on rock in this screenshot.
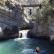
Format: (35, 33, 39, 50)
(0, 27, 2, 32)
(0, 27, 3, 36)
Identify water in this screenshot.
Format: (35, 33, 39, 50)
(0, 30, 54, 54)
(18, 30, 29, 39)
(0, 38, 54, 54)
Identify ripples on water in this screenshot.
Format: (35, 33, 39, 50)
(0, 38, 54, 54)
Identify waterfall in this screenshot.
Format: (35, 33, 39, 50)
(19, 30, 29, 39)
(14, 30, 29, 41)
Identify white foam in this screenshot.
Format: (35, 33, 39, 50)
(14, 30, 29, 41)
(19, 30, 29, 39)
(21, 49, 33, 53)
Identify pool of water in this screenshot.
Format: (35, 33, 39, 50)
(0, 38, 54, 54)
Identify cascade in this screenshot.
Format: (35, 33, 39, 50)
(14, 30, 29, 41)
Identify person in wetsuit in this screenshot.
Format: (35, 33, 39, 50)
(32, 47, 47, 54)
(32, 47, 40, 54)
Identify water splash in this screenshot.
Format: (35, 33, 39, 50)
(21, 49, 33, 54)
(14, 30, 29, 41)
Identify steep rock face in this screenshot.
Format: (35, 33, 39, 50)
(49, 16, 54, 40)
(0, 5, 25, 36)
(18, 0, 43, 5)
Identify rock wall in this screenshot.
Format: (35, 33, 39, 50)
(0, 5, 26, 36)
(49, 16, 54, 40)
